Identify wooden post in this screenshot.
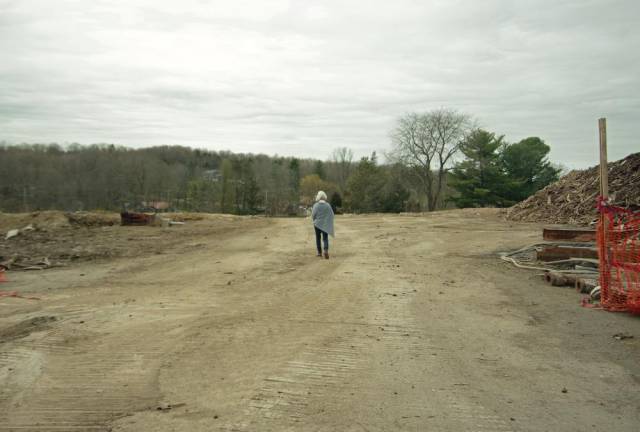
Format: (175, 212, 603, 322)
(598, 118, 609, 301)
(598, 118, 608, 199)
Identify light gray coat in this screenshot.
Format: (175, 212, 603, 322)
(312, 200, 335, 237)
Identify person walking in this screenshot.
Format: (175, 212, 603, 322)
(311, 191, 334, 259)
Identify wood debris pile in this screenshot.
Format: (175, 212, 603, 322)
(506, 153, 640, 225)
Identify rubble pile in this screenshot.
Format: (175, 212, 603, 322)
(506, 153, 640, 225)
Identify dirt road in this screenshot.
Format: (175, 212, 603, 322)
(1, 210, 639, 431)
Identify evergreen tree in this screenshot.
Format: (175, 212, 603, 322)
(346, 153, 387, 213)
(451, 132, 561, 207)
(500, 137, 560, 202)
(382, 164, 410, 212)
(288, 158, 301, 206)
(450, 129, 512, 207)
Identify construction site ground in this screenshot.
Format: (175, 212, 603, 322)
(1, 209, 639, 431)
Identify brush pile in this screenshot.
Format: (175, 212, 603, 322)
(506, 153, 640, 225)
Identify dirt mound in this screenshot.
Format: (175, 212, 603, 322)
(0, 211, 70, 233)
(0, 211, 119, 232)
(66, 211, 119, 227)
(165, 212, 204, 222)
(506, 153, 640, 225)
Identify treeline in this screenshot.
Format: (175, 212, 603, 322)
(0, 109, 561, 215)
(0, 142, 426, 214)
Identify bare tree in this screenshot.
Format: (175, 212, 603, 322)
(330, 147, 354, 192)
(390, 108, 472, 211)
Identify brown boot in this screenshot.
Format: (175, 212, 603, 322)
(323, 251, 329, 259)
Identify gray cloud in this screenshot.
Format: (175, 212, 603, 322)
(1, 0, 638, 167)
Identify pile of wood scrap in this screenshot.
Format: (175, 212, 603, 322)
(506, 152, 640, 225)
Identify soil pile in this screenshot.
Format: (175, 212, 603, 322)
(0, 211, 71, 233)
(66, 211, 119, 227)
(506, 153, 640, 225)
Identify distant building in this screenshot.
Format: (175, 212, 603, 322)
(141, 201, 171, 211)
(203, 169, 221, 182)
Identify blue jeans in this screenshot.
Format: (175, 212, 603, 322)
(315, 226, 329, 254)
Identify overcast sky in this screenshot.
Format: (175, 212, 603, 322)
(1, 0, 638, 168)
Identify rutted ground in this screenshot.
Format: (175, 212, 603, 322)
(0, 210, 638, 431)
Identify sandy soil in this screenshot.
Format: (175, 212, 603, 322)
(1, 210, 638, 431)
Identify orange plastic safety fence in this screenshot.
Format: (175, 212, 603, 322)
(597, 200, 640, 314)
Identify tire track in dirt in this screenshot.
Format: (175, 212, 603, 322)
(0, 313, 168, 430)
(107, 218, 356, 431)
(0, 266, 253, 429)
(0, 220, 292, 431)
(219, 219, 434, 431)
(336, 216, 516, 432)
(216, 221, 370, 430)
(377, 216, 516, 432)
